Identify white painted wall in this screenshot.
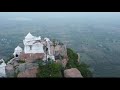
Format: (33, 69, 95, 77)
(24, 43, 44, 53)
(47, 42, 51, 55)
(13, 48, 22, 57)
(0, 59, 6, 77)
(0, 66, 6, 77)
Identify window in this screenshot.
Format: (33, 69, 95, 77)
(29, 45, 32, 50)
(16, 54, 18, 57)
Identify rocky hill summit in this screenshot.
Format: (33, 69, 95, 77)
(5, 47, 91, 78)
(5, 48, 83, 78)
(4, 33, 92, 78)
(6, 57, 38, 77)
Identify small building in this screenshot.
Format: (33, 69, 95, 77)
(13, 46, 23, 57)
(0, 59, 6, 77)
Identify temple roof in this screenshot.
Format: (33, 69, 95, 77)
(25, 32, 34, 39)
(0, 59, 6, 67)
(44, 37, 50, 42)
(15, 46, 22, 51)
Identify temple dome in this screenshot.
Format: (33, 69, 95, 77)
(13, 46, 22, 57)
(15, 46, 22, 51)
(44, 37, 50, 42)
(25, 32, 34, 39)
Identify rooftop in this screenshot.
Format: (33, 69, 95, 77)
(25, 32, 34, 39)
(15, 46, 22, 51)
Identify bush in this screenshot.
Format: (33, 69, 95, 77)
(36, 63, 63, 77)
(77, 62, 92, 77)
(66, 48, 92, 77)
(18, 60, 25, 63)
(66, 48, 78, 68)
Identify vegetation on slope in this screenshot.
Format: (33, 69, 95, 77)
(66, 48, 92, 77)
(37, 48, 92, 77)
(36, 62, 62, 77)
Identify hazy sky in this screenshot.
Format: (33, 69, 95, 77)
(0, 12, 120, 19)
(0, 12, 120, 23)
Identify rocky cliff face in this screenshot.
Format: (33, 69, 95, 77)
(5, 58, 83, 78)
(5, 57, 39, 77)
(17, 66, 38, 77)
(5, 64, 14, 77)
(5, 42, 83, 78)
(5, 44, 68, 78)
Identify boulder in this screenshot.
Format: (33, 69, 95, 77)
(17, 67, 38, 77)
(25, 63, 38, 69)
(15, 62, 38, 77)
(64, 68, 83, 78)
(16, 62, 38, 72)
(13, 61, 19, 67)
(5, 64, 15, 77)
(16, 63, 26, 73)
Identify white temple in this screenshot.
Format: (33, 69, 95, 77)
(13, 32, 55, 61)
(23, 32, 44, 54)
(0, 59, 6, 77)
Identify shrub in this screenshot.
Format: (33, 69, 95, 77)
(36, 63, 62, 77)
(77, 62, 93, 77)
(18, 60, 25, 63)
(66, 48, 92, 77)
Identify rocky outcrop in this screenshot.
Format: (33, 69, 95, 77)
(61, 59, 68, 68)
(64, 68, 83, 78)
(17, 67, 38, 77)
(15, 63, 38, 74)
(20, 53, 44, 63)
(5, 57, 39, 77)
(5, 64, 15, 77)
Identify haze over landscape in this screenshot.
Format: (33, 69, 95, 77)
(0, 12, 120, 77)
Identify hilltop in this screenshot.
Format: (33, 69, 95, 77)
(3, 33, 92, 77)
(5, 48, 92, 77)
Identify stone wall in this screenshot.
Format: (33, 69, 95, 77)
(20, 53, 44, 63)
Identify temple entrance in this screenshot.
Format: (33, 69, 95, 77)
(29, 45, 32, 50)
(16, 54, 18, 57)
